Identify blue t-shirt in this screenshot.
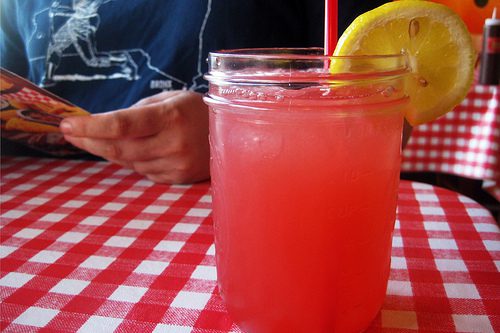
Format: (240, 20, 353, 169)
(1, 0, 386, 155)
(1, 0, 326, 111)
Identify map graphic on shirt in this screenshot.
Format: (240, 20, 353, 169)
(28, 0, 211, 91)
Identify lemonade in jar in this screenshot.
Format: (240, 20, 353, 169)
(204, 1, 475, 332)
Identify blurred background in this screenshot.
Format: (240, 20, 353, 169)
(400, 0, 500, 222)
(431, 0, 499, 51)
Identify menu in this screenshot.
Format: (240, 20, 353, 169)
(1, 68, 89, 156)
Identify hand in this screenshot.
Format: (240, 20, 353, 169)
(60, 90, 210, 184)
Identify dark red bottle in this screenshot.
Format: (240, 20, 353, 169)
(479, 8, 500, 85)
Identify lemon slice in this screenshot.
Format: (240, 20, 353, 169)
(333, 0, 476, 125)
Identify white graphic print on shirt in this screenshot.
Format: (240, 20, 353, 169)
(28, 0, 211, 91)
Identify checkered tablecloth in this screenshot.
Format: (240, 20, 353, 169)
(1, 157, 499, 333)
(402, 84, 499, 200)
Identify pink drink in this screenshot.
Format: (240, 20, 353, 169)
(204, 49, 410, 333)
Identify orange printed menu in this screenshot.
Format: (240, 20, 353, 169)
(1, 68, 89, 155)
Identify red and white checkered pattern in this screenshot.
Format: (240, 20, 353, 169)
(402, 84, 499, 200)
(2, 87, 59, 106)
(1, 157, 499, 332)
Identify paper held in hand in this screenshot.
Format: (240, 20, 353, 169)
(1, 68, 89, 156)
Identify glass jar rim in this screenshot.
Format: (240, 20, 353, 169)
(208, 47, 406, 61)
(205, 48, 410, 85)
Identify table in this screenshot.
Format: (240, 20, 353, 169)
(1, 157, 499, 332)
(402, 83, 499, 203)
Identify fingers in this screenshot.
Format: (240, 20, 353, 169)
(132, 156, 210, 184)
(63, 133, 169, 162)
(61, 90, 210, 184)
(60, 103, 167, 139)
(64, 131, 210, 184)
(132, 90, 184, 107)
(65, 133, 209, 184)
(60, 91, 205, 140)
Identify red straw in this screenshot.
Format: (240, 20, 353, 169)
(324, 0, 338, 56)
